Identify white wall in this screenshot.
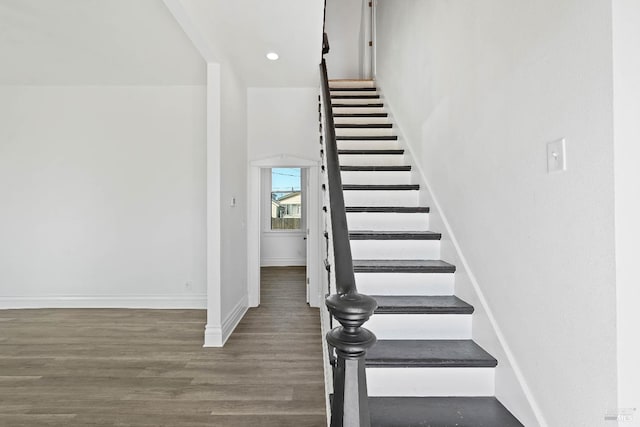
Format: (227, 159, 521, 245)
(0, 85, 207, 308)
(613, 1, 640, 424)
(219, 62, 249, 325)
(0, 0, 205, 86)
(375, 1, 617, 426)
(248, 88, 320, 162)
(203, 60, 251, 346)
(324, 0, 363, 79)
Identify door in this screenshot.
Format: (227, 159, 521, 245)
(260, 168, 307, 267)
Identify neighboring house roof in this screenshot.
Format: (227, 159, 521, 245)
(277, 191, 301, 203)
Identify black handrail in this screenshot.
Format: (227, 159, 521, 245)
(320, 62, 355, 295)
(320, 54, 377, 427)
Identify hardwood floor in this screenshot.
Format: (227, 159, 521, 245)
(0, 267, 327, 426)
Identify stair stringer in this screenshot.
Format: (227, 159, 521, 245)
(375, 85, 547, 427)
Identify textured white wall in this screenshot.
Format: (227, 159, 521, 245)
(375, 1, 617, 426)
(0, 85, 207, 308)
(613, 1, 640, 424)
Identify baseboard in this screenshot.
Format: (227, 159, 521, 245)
(203, 295, 248, 348)
(222, 295, 248, 344)
(0, 295, 207, 310)
(204, 323, 223, 347)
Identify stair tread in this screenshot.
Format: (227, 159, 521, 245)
(353, 259, 456, 273)
(329, 79, 374, 82)
(366, 339, 497, 367)
(372, 295, 474, 314)
(341, 165, 411, 171)
(330, 87, 377, 92)
(337, 135, 398, 141)
(333, 103, 384, 107)
(343, 184, 419, 190)
(331, 95, 380, 99)
(338, 149, 404, 155)
(346, 206, 430, 213)
(335, 124, 393, 128)
(350, 231, 441, 240)
(334, 113, 388, 117)
(369, 396, 523, 427)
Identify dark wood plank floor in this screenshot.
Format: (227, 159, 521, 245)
(0, 267, 326, 427)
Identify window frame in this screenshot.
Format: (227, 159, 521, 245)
(262, 167, 306, 234)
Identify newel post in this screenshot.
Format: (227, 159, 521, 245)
(326, 292, 377, 427)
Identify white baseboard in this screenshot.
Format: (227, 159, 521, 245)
(222, 295, 248, 343)
(0, 295, 207, 310)
(204, 323, 223, 347)
(203, 295, 248, 348)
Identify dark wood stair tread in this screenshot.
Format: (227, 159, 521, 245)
(341, 165, 411, 171)
(334, 113, 388, 117)
(366, 340, 497, 368)
(330, 87, 377, 92)
(338, 149, 404, 155)
(373, 295, 474, 314)
(369, 397, 523, 427)
(353, 259, 455, 273)
(335, 123, 392, 128)
(337, 135, 398, 141)
(346, 206, 429, 213)
(350, 231, 441, 240)
(331, 95, 380, 99)
(332, 103, 384, 108)
(343, 184, 419, 191)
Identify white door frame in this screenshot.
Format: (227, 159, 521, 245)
(248, 155, 321, 308)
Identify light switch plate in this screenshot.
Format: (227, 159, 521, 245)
(547, 138, 566, 173)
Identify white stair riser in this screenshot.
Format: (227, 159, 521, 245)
(339, 154, 405, 166)
(335, 128, 394, 137)
(355, 272, 455, 296)
(337, 140, 399, 151)
(347, 212, 430, 231)
(366, 367, 495, 397)
(366, 314, 472, 340)
(343, 190, 418, 207)
(341, 171, 411, 185)
(330, 91, 379, 97)
(334, 117, 390, 125)
(350, 239, 440, 260)
(329, 80, 375, 88)
(333, 107, 385, 115)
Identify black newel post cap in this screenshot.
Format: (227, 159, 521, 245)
(326, 292, 378, 329)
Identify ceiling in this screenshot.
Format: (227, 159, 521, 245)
(0, 0, 325, 87)
(179, 0, 325, 87)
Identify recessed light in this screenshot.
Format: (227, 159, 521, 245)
(266, 52, 279, 61)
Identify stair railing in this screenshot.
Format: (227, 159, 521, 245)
(319, 53, 378, 427)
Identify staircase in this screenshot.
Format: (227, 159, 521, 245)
(328, 79, 524, 426)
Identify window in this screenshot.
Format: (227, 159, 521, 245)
(271, 168, 302, 230)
